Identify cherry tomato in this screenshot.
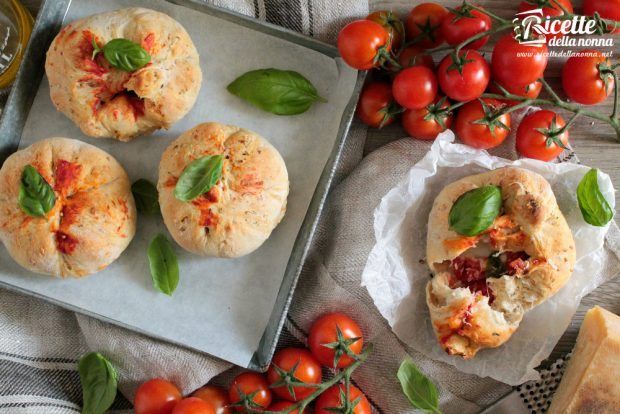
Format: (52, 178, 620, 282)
(406, 3, 449, 49)
(267, 348, 322, 401)
(315, 384, 371, 414)
(402, 97, 453, 140)
(519, 0, 574, 39)
(267, 401, 302, 414)
(337, 20, 390, 70)
(192, 386, 231, 414)
(438, 50, 490, 102)
(228, 372, 272, 411)
(367, 10, 405, 52)
(440, 4, 492, 49)
(455, 99, 511, 149)
(562, 50, 614, 105)
(488, 79, 542, 106)
(171, 398, 215, 414)
(398, 45, 435, 70)
(392, 66, 438, 109)
(491, 34, 548, 87)
(356, 82, 397, 128)
(516, 110, 569, 161)
(584, 0, 620, 34)
(134, 378, 182, 414)
(308, 313, 363, 369)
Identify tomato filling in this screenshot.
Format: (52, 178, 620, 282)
(191, 188, 220, 228)
(56, 231, 78, 255)
(54, 160, 82, 194)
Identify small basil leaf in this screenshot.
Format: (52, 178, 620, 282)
(18, 165, 56, 217)
(102, 38, 150, 72)
(227, 68, 327, 115)
(577, 168, 614, 227)
(148, 233, 179, 296)
(132, 179, 159, 215)
(449, 185, 502, 236)
(78, 352, 118, 414)
(397, 359, 442, 414)
(174, 155, 223, 202)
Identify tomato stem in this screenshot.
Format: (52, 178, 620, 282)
(463, 2, 510, 25)
(454, 22, 513, 54)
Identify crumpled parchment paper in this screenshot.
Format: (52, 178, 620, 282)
(361, 131, 616, 385)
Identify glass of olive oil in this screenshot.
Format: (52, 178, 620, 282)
(0, 0, 33, 89)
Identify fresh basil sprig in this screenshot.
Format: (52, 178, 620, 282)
(397, 359, 442, 414)
(78, 352, 118, 414)
(148, 234, 179, 296)
(18, 165, 56, 217)
(92, 38, 151, 72)
(227, 68, 327, 115)
(132, 179, 159, 215)
(449, 185, 502, 236)
(577, 168, 614, 227)
(174, 155, 223, 202)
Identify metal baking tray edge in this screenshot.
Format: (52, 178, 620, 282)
(0, 0, 365, 371)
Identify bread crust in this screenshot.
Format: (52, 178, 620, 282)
(0, 138, 136, 277)
(158, 122, 289, 258)
(426, 167, 576, 358)
(45, 8, 202, 141)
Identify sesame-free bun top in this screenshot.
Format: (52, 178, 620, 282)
(45, 8, 202, 141)
(158, 122, 289, 258)
(0, 138, 136, 277)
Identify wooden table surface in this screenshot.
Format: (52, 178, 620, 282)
(367, 0, 620, 362)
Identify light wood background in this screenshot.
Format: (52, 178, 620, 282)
(367, 0, 620, 362)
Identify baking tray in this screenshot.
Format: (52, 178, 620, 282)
(0, 0, 364, 370)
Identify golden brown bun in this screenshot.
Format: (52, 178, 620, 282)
(45, 8, 202, 141)
(0, 138, 136, 277)
(158, 122, 289, 258)
(426, 167, 575, 358)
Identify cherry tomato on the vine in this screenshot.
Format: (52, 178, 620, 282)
(134, 378, 182, 414)
(562, 50, 614, 105)
(402, 97, 453, 140)
(367, 10, 405, 52)
(406, 3, 449, 49)
(267, 401, 302, 414)
(337, 20, 391, 70)
(192, 386, 231, 414)
(518, 0, 574, 40)
(315, 384, 372, 414)
(228, 372, 272, 412)
(267, 348, 322, 401)
(438, 50, 490, 102)
(583, 0, 620, 34)
(356, 81, 398, 128)
(171, 398, 215, 414)
(392, 66, 438, 109)
(491, 34, 548, 87)
(440, 4, 492, 49)
(516, 110, 569, 161)
(455, 98, 511, 149)
(398, 45, 435, 70)
(488, 79, 542, 106)
(308, 313, 363, 369)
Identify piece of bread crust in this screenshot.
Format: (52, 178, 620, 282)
(158, 122, 289, 258)
(0, 138, 136, 277)
(426, 167, 576, 358)
(45, 8, 202, 141)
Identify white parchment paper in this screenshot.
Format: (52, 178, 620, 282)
(361, 132, 616, 385)
(0, 0, 358, 367)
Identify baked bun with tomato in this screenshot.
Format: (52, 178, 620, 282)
(45, 8, 202, 141)
(158, 122, 289, 258)
(426, 167, 575, 358)
(0, 138, 136, 277)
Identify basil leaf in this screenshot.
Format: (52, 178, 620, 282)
(174, 155, 223, 202)
(148, 233, 179, 296)
(100, 38, 150, 72)
(18, 165, 56, 217)
(78, 352, 118, 414)
(577, 168, 614, 227)
(227, 68, 327, 115)
(449, 185, 502, 236)
(132, 179, 159, 215)
(397, 359, 441, 414)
